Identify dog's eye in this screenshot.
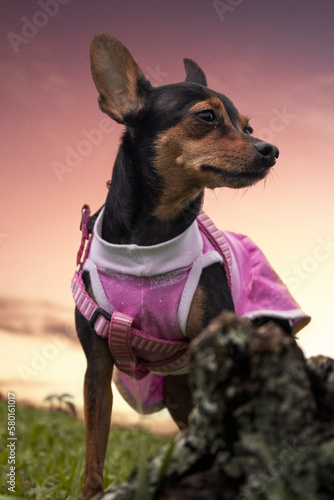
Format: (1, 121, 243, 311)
(195, 110, 217, 124)
(244, 126, 253, 135)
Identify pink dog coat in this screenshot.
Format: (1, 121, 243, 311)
(72, 208, 310, 414)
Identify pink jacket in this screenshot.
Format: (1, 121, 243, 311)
(73, 209, 310, 414)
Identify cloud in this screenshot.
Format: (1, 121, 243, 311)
(0, 55, 80, 115)
(0, 296, 76, 340)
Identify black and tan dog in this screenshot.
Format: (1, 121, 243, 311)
(74, 34, 302, 499)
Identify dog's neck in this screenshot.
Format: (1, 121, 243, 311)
(102, 133, 203, 246)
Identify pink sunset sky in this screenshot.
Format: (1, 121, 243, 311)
(1, 0, 334, 381)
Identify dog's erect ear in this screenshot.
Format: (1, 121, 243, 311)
(90, 34, 148, 123)
(183, 58, 207, 86)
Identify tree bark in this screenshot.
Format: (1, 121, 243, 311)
(96, 312, 334, 500)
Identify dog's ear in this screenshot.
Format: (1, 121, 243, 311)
(90, 34, 148, 123)
(183, 58, 207, 86)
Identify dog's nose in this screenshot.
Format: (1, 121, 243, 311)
(255, 142, 279, 166)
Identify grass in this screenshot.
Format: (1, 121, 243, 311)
(0, 399, 172, 499)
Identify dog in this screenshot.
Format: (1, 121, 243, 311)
(72, 34, 309, 499)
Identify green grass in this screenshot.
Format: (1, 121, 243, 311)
(0, 400, 171, 499)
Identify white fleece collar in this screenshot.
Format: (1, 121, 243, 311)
(88, 207, 204, 277)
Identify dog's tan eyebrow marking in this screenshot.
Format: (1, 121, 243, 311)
(188, 97, 231, 121)
(239, 114, 251, 130)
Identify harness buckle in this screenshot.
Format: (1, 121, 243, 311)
(88, 307, 111, 329)
(80, 205, 90, 231)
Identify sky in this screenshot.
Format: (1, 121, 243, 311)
(1, 0, 334, 394)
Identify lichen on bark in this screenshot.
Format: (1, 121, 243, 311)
(96, 312, 334, 500)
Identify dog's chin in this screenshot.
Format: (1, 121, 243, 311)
(225, 169, 269, 188)
(202, 164, 270, 189)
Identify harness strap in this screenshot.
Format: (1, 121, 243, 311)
(72, 206, 230, 380)
(72, 270, 189, 379)
(108, 312, 136, 375)
(72, 270, 110, 337)
(197, 211, 232, 290)
(76, 205, 92, 268)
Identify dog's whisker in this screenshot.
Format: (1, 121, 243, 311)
(271, 168, 278, 179)
(240, 187, 250, 198)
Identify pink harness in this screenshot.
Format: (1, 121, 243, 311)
(72, 206, 310, 413)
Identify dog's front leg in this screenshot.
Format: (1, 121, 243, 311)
(163, 374, 193, 429)
(76, 310, 114, 500)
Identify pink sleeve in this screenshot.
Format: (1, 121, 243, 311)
(223, 231, 311, 334)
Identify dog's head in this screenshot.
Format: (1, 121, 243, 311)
(90, 34, 279, 220)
